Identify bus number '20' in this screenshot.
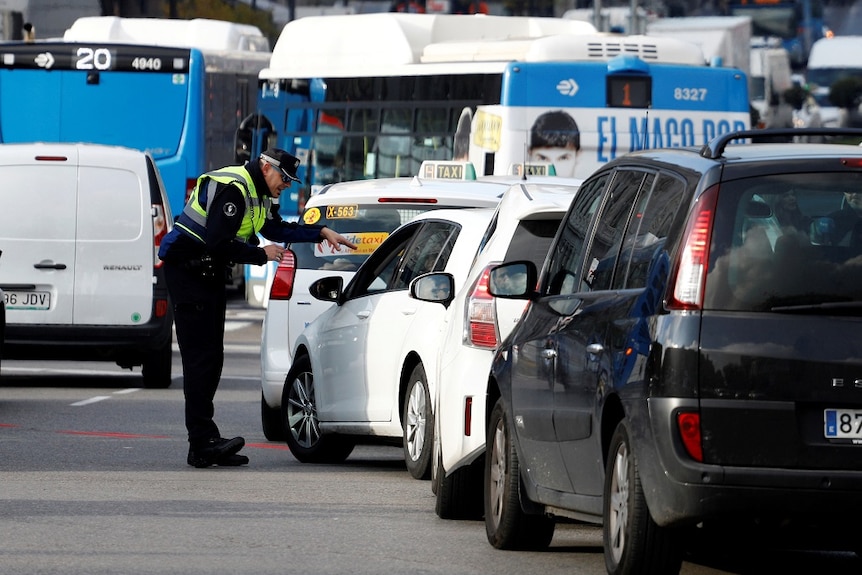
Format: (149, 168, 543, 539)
(76, 47, 112, 70)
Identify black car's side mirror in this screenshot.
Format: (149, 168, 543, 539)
(488, 261, 537, 299)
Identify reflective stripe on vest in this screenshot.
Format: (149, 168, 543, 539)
(175, 166, 268, 244)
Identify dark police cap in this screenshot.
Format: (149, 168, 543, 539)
(261, 148, 301, 183)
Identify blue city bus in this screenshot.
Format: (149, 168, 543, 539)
(0, 17, 270, 220)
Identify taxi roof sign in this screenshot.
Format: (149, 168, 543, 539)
(508, 162, 557, 177)
(420, 160, 476, 180)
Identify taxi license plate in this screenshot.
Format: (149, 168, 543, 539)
(3, 290, 51, 310)
(824, 409, 862, 441)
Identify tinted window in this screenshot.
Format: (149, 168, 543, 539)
(392, 221, 459, 290)
(584, 170, 647, 291)
(705, 173, 862, 311)
(613, 173, 686, 290)
(504, 219, 564, 266)
(544, 173, 609, 296)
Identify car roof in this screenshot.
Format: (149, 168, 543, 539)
(494, 180, 581, 221)
(407, 206, 496, 227)
(306, 176, 509, 208)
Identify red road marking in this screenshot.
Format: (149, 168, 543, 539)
(58, 430, 170, 439)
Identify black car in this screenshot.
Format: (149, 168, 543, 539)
(483, 129, 862, 574)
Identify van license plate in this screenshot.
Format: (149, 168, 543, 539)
(3, 290, 51, 310)
(824, 409, 862, 441)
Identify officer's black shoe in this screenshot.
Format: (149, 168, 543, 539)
(217, 453, 249, 466)
(187, 436, 245, 468)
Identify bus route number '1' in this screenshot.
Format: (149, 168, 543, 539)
(76, 47, 112, 70)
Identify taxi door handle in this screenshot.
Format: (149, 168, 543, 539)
(357, 310, 371, 319)
(34, 260, 67, 270)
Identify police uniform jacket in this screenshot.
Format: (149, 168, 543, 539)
(159, 159, 324, 267)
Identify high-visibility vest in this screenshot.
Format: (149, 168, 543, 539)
(175, 165, 268, 244)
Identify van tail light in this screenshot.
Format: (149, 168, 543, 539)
(667, 184, 718, 310)
(677, 411, 703, 462)
(153, 203, 168, 269)
(154, 298, 169, 318)
(269, 249, 297, 300)
(465, 265, 499, 349)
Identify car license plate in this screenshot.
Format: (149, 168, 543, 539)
(3, 290, 51, 310)
(824, 409, 862, 442)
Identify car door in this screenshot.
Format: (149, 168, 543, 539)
(74, 147, 153, 325)
(314, 222, 421, 422)
(506, 173, 609, 493)
(0, 145, 78, 325)
(315, 220, 459, 423)
(551, 169, 650, 497)
(363, 220, 460, 421)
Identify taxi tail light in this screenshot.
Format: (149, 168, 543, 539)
(667, 184, 718, 310)
(677, 411, 703, 462)
(269, 249, 297, 300)
(465, 265, 499, 349)
(152, 203, 167, 269)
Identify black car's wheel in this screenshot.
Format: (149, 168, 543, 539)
(141, 338, 172, 389)
(603, 421, 683, 575)
(484, 398, 554, 550)
(261, 393, 285, 441)
(282, 355, 354, 463)
(403, 363, 433, 480)
(435, 449, 484, 520)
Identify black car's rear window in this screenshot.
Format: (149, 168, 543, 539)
(705, 172, 862, 312)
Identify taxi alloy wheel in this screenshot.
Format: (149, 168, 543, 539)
(281, 354, 355, 464)
(403, 363, 433, 480)
(283, 356, 320, 451)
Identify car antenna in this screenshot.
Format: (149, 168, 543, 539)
(641, 110, 649, 151)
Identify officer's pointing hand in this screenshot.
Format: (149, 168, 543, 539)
(321, 226, 357, 251)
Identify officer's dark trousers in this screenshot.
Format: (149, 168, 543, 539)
(163, 261, 227, 447)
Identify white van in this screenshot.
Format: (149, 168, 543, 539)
(0, 143, 175, 388)
(806, 36, 862, 128)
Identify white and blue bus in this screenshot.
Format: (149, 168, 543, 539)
(0, 16, 271, 219)
(244, 13, 749, 217)
(241, 12, 749, 306)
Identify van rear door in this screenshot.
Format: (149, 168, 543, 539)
(74, 146, 154, 325)
(0, 145, 77, 325)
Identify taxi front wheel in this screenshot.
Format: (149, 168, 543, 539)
(282, 354, 354, 463)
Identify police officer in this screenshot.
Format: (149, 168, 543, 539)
(159, 148, 357, 468)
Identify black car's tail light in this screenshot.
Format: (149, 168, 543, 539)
(269, 249, 297, 300)
(667, 184, 719, 310)
(677, 411, 703, 462)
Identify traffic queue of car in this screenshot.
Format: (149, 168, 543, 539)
(263, 130, 862, 575)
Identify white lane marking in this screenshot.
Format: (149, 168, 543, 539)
(113, 388, 140, 395)
(71, 396, 112, 406)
